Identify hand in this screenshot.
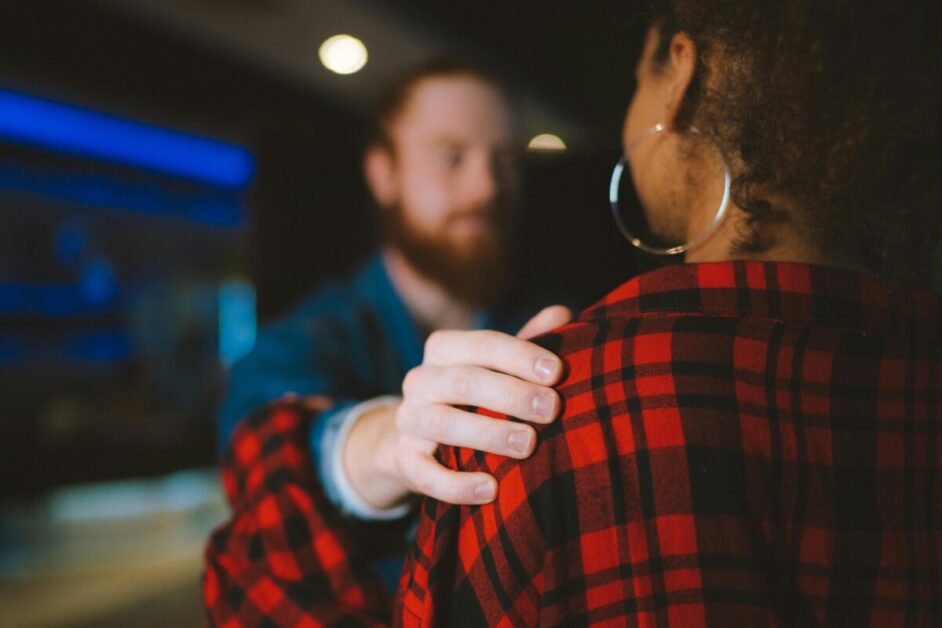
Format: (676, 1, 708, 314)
(344, 305, 572, 510)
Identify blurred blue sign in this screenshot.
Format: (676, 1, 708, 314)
(0, 89, 254, 188)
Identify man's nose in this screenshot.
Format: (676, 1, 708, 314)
(464, 155, 500, 208)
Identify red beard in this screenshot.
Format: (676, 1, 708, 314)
(382, 205, 511, 306)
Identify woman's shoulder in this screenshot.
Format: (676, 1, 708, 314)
(533, 313, 746, 394)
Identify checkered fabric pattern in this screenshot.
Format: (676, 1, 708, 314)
(203, 402, 414, 627)
(206, 261, 942, 627)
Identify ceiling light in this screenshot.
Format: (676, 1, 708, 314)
(527, 133, 566, 152)
(318, 34, 368, 75)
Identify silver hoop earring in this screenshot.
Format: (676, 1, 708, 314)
(609, 123, 731, 256)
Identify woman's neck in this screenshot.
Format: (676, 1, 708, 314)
(684, 203, 870, 274)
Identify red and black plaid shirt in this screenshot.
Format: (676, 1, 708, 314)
(204, 261, 942, 627)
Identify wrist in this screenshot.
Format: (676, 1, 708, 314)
(343, 397, 411, 511)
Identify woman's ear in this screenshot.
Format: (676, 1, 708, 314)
(364, 144, 397, 208)
(663, 32, 697, 131)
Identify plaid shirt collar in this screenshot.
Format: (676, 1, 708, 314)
(581, 261, 942, 342)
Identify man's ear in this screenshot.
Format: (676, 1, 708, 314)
(364, 144, 397, 208)
(662, 32, 697, 131)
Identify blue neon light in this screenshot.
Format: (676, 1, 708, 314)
(0, 330, 132, 366)
(55, 223, 87, 267)
(79, 260, 118, 305)
(0, 162, 243, 227)
(0, 336, 24, 364)
(0, 281, 119, 317)
(0, 89, 254, 188)
(69, 330, 132, 364)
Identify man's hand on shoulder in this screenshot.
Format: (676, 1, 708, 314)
(344, 305, 572, 509)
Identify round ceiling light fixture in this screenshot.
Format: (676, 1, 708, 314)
(319, 34, 368, 75)
(527, 133, 567, 152)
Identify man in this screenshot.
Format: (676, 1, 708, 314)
(212, 59, 573, 607)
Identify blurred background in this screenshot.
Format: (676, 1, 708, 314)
(1, 1, 939, 626)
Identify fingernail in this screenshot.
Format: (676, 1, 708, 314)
(531, 391, 556, 419)
(508, 430, 533, 456)
(534, 356, 560, 382)
(474, 482, 495, 501)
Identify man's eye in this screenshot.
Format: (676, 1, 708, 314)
(443, 148, 463, 167)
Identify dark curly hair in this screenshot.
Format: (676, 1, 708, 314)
(647, 0, 941, 285)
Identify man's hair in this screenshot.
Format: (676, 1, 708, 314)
(647, 0, 941, 284)
(367, 58, 510, 150)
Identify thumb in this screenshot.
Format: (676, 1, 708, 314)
(516, 305, 573, 340)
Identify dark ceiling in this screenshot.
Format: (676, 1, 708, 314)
(384, 0, 646, 150)
(0, 0, 647, 154)
(0, 0, 349, 141)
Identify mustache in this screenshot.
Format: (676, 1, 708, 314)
(445, 204, 508, 227)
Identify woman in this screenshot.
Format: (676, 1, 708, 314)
(205, 1, 940, 625)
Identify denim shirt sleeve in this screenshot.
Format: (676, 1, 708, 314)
(219, 304, 412, 519)
(218, 313, 337, 451)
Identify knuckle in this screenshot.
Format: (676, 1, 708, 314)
(422, 408, 451, 441)
(394, 404, 411, 431)
(503, 381, 525, 412)
(415, 474, 436, 496)
(401, 367, 423, 397)
(481, 424, 502, 453)
(436, 477, 461, 503)
(476, 330, 502, 353)
(449, 368, 473, 398)
(425, 330, 447, 359)
(480, 330, 518, 369)
(477, 329, 502, 343)
(458, 480, 479, 504)
(397, 452, 418, 484)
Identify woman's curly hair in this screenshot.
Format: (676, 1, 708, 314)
(648, 0, 940, 284)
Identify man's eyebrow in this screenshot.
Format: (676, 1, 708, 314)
(427, 135, 515, 153)
(429, 136, 469, 147)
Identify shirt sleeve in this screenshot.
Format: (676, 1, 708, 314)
(219, 314, 343, 451)
(204, 400, 411, 627)
(220, 311, 411, 522)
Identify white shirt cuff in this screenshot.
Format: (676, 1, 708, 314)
(328, 395, 412, 521)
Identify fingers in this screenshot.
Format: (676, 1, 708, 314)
(390, 308, 574, 507)
(403, 364, 559, 424)
(397, 403, 537, 459)
(516, 305, 573, 340)
(397, 436, 497, 505)
(423, 329, 564, 385)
